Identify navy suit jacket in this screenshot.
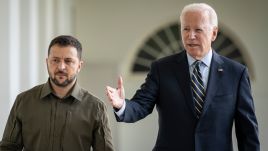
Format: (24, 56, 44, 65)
(117, 51, 259, 151)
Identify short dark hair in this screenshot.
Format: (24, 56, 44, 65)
(48, 35, 82, 59)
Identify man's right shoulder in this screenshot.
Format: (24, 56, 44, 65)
(17, 83, 46, 99)
(10, 83, 46, 110)
(153, 51, 185, 65)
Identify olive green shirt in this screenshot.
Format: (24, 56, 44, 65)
(0, 80, 114, 151)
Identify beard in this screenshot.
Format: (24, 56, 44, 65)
(49, 71, 77, 87)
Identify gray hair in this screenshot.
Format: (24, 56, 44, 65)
(180, 3, 218, 28)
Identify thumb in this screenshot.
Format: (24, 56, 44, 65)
(118, 76, 123, 89)
(117, 76, 125, 99)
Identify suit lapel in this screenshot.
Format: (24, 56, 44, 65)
(201, 51, 224, 117)
(172, 51, 196, 118)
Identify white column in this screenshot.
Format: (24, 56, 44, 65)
(9, 0, 20, 108)
(19, 0, 39, 92)
(29, 0, 39, 87)
(38, 0, 55, 83)
(0, 0, 11, 139)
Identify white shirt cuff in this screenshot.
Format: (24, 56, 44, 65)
(114, 100, 126, 117)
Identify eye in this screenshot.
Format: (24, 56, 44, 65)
(183, 27, 190, 31)
(196, 28, 203, 33)
(64, 59, 74, 65)
(52, 58, 60, 64)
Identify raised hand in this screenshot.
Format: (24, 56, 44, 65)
(106, 76, 125, 109)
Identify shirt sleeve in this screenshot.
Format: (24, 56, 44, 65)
(0, 95, 23, 151)
(92, 102, 114, 151)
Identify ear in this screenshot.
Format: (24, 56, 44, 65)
(77, 60, 84, 73)
(211, 26, 218, 42)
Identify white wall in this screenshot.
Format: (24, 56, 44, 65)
(75, 0, 268, 150)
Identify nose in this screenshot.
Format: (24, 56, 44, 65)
(189, 31, 196, 39)
(58, 61, 66, 70)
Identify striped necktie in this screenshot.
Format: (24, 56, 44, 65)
(191, 61, 206, 119)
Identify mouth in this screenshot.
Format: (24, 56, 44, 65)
(187, 44, 199, 47)
(55, 72, 68, 78)
(56, 73, 67, 76)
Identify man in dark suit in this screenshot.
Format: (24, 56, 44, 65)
(106, 3, 259, 151)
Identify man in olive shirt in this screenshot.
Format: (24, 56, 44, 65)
(0, 35, 114, 151)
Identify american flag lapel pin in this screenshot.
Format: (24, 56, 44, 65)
(218, 68, 223, 72)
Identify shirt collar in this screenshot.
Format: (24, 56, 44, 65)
(186, 49, 213, 67)
(40, 79, 83, 101)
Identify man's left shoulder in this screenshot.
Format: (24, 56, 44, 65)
(217, 53, 246, 71)
(79, 88, 105, 106)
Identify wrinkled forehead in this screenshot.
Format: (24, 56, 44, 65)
(181, 9, 210, 21)
(48, 45, 79, 59)
(181, 11, 211, 27)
